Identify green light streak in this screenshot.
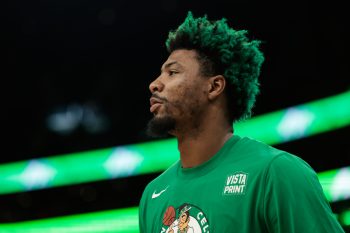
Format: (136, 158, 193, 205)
(318, 167, 350, 202)
(0, 91, 349, 195)
(0, 207, 139, 233)
(0, 148, 115, 195)
(235, 90, 350, 144)
(340, 209, 350, 226)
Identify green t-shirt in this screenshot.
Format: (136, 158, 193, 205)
(139, 135, 344, 233)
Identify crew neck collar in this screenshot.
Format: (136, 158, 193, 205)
(177, 135, 240, 179)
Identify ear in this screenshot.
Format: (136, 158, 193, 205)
(207, 75, 226, 101)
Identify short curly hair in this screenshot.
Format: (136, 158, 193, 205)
(166, 12, 264, 123)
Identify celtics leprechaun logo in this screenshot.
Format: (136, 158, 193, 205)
(160, 203, 210, 233)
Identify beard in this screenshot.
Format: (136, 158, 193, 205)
(146, 115, 176, 138)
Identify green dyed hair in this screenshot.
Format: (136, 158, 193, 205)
(166, 12, 265, 123)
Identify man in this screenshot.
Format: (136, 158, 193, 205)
(139, 12, 344, 233)
(168, 204, 194, 233)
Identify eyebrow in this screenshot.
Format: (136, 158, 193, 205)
(161, 61, 182, 72)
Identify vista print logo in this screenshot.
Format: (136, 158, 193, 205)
(223, 171, 248, 195)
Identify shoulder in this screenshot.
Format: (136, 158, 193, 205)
(260, 149, 323, 197)
(229, 135, 291, 165)
(265, 152, 319, 185)
(266, 149, 316, 178)
(235, 136, 286, 156)
(232, 136, 317, 180)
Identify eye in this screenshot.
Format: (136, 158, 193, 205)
(169, 70, 178, 76)
(168, 70, 179, 76)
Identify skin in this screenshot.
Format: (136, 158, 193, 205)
(149, 49, 233, 168)
(169, 211, 189, 233)
(178, 212, 190, 230)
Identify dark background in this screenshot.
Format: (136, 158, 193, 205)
(2, 0, 350, 229)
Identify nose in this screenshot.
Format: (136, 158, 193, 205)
(149, 76, 164, 93)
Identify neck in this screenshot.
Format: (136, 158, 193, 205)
(175, 118, 233, 168)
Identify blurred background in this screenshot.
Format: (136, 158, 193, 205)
(2, 0, 350, 232)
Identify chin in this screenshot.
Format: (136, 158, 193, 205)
(146, 115, 176, 138)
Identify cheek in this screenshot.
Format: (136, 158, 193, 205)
(171, 88, 203, 116)
(164, 79, 206, 115)
(181, 84, 205, 104)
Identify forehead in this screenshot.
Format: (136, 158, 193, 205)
(161, 49, 200, 70)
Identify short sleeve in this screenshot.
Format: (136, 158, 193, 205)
(263, 153, 344, 233)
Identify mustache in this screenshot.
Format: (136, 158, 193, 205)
(151, 93, 168, 103)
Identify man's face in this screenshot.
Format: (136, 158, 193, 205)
(147, 49, 208, 137)
(180, 212, 189, 224)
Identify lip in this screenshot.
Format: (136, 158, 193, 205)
(150, 97, 162, 106)
(150, 97, 163, 113)
(150, 103, 162, 113)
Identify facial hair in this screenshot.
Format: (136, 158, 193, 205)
(146, 115, 176, 138)
(146, 87, 203, 138)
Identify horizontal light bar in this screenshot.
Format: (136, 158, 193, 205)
(0, 139, 178, 195)
(0, 91, 349, 195)
(235, 90, 350, 144)
(0, 206, 348, 232)
(339, 209, 350, 227)
(318, 167, 350, 202)
(0, 207, 139, 233)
